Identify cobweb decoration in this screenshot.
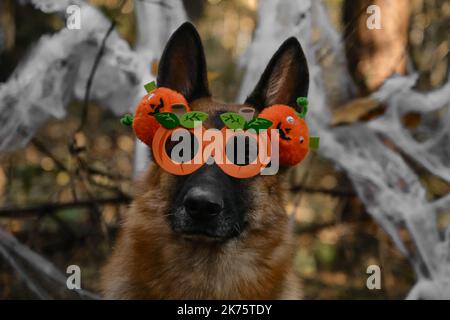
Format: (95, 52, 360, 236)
(0, 0, 186, 153)
(239, 0, 450, 299)
(132, 0, 187, 175)
(1, 0, 448, 300)
(0, 0, 186, 298)
(0, 0, 140, 150)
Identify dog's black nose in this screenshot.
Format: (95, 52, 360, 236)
(183, 188, 223, 220)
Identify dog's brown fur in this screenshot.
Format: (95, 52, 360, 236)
(101, 23, 309, 299)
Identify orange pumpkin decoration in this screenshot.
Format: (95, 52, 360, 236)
(151, 126, 203, 175)
(132, 87, 189, 146)
(217, 128, 272, 178)
(126, 87, 314, 176)
(259, 104, 309, 166)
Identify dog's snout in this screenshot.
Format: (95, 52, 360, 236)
(183, 188, 223, 219)
(169, 164, 248, 240)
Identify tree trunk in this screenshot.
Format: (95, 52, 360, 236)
(343, 0, 410, 95)
(0, 0, 15, 52)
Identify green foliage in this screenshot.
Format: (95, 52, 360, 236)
(220, 112, 246, 130)
(144, 81, 156, 93)
(180, 111, 208, 128)
(245, 117, 272, 133)
(155, 112, 180, 129)
(296, 97, 309, 118)
(309, 136, 320, 149)
(120, 114, 133, 126)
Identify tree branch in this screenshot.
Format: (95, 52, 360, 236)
(0, 196, 130, 218)
(290, 185, 356, 197)
(0, 244, 50, 299)
(0, 227, 99, 299)
(77, 0, 127, 132)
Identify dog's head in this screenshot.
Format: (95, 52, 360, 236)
(137, 23, 309, 243)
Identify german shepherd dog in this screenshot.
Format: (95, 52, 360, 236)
(101, 22, 309, 299)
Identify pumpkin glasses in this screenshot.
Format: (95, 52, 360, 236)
(151, 124, 277, 178)
(121, 82, 319, 179)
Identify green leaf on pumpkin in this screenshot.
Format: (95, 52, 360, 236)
(245, 117, 273, 133)
(155, 112, 180, 129)
(144, 81, 156, 93)
(180, 111, 208, 128)
(120, 114, 133, 126)
(309, 136, 320, 149)
(220, 112, 246, 130)
(296, 97, 309, 118)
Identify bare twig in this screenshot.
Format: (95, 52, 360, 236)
(0, 196, 130, 218)
(0, 244, 50, 299)
(290, 185, 356, 197)
(31, 138, 68, 171)
(31, 137, 79, 201)
(75, 169, 111, 242)
(77, 0, 127, 132)
(86, 175, 130, 199)
(79, 158, 128, 181)
(77, 22, 117, 132)
(0, 227, 99, 299)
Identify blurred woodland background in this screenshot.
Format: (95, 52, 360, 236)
(0, 0, 449, 299)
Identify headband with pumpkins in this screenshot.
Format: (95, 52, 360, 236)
(121, 81, 319, 178)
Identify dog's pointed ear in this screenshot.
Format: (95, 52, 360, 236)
(245, 38, 309, 111)
(157, 22, 211, 102)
